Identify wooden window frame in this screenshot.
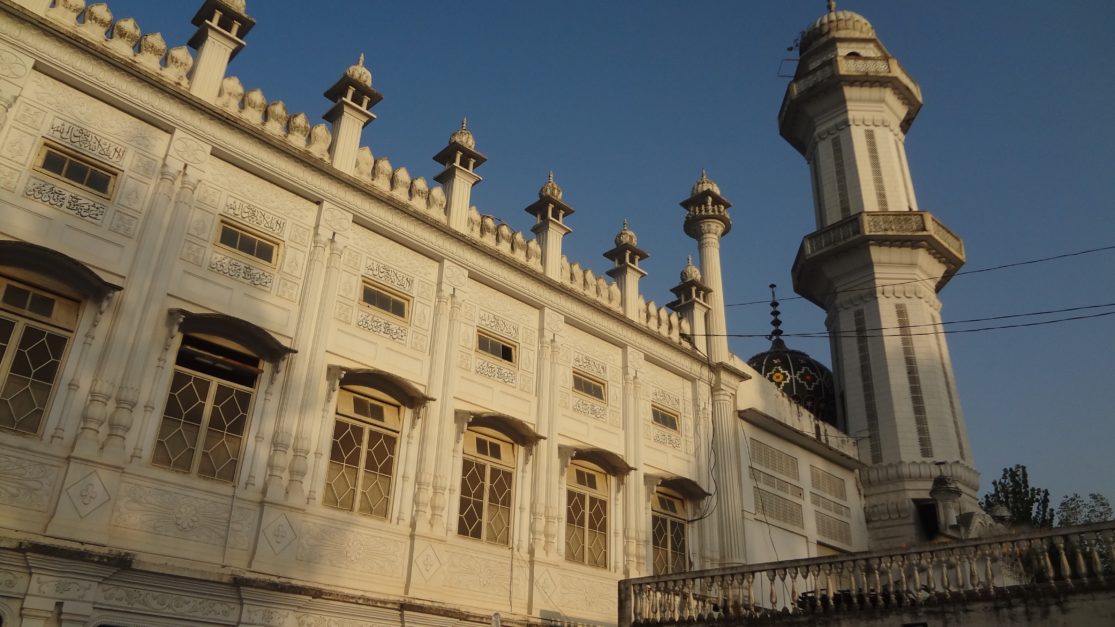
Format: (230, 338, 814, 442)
(651, 404, 680, 431)
(323, 388, 402, 519)
(572, 370, 607, 403)
(457, 429, 516, 545)
(214, 219, 282, 267)
(476, 330, 517, 365)
(565, 462, 609, 568)
(651, 490, 688, 575)
(34, 142, 119, 199)
(360, 280, 410, 322)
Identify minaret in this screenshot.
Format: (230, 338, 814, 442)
(525, 172, 574, 280)
(667, 257, 711, 355)
(681, 171, 732, 364)
(434, 119, 486, 233)
(780, 3, 977, 545)
(603, 220, 648, 320)
(188, 0, 255, 102)
(323, 53, 383, 174)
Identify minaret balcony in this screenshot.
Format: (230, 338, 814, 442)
(792, 211, 964, 304)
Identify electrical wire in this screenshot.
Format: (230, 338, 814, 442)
(725, 243, 1115, 308)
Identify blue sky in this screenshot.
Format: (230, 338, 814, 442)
(104, 1, 1115, 505)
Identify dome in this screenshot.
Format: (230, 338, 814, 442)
(747, 286, 838, 426)
(690, 169, 720, 197)
(345, 53, 372, 87)
(450, 118, 476, 150)
(799, 8, 876, 54)
(539, 171, 563, 200)
(680, 256, 701, 282)
(614, 220, 637, 247)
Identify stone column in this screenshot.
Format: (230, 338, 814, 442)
(694, 222, 730, 364)
(709, 369, 746, 566)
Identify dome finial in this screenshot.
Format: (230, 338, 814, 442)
(827, 0, 836, 13)
(449, 116, 476, 149)
(461, 117, 468, 130)
(539, 170, 563, 200)
(768, 283, 785, 347)
(357, 52, 365, 66)
(680, 255, 701, 282)
(345, 52, 373, 87)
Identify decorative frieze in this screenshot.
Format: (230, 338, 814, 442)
(364, 259, 413, 292)
(64, 470, 110, 518)
(355, 310, 408, 343)
(111, 481, 231, 546)
(475, 358, 516, 385)
(297, 521, 405, 574)
(651, 387, 680, 410)
(477, 310, 518, 340)
(652, 428, 682, 450)
(99, 584, 238, 621)
(573, 351, 607, 378)
(209, 252, 274, 289)
(48, 117, 126, 163)
(572, 397, 606, 421)
(24, 177, 106, 223)
(223, 195, 286, 235)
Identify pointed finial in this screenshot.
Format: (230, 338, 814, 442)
(623, 218, 629, 229)
(461, 117, 468, 130)
(548, 170, 555, 183)
(687, 255, 693, 265)
(539, 170, 563, 200)
(768, 283, 785, 346)
(345, 53, 373, 87)
(357, 52, 365, 66)
(827, 0, 836, 13)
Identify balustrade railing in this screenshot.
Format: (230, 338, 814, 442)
(618, 521, 1115, 627)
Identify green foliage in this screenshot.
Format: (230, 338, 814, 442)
(1056, 492, 1113, 526)
(980, 465, 1053, 528)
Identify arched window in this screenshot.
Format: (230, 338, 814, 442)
(323, 386, 402, 518)
(458, 428, 515, 545)
(152, 310, 292, 483)
(566, 461, 608, 568)
(0, 241, 119, 436)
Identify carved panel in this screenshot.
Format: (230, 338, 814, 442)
(99, 584, 238, 621)
(477, 310, 518, 340)
(296, 521, 405, 575)
(48, 117, 126, 163)
(572, 397, 606, 421)
(26, 73, 162, 153)
(573, 352, 607, 378)
(276, 278, 299, 302)
(439, 550, 510, 594)
(223, 195, 286, 236)
(111, 482, 230, 546)
(116, 178, 149, 211)
(24, 177, 106, 223)
(64, 470, 110, 518)
(0, 568, 28, 594)
(652, 428, 682, 450)
(355, 310, 407, 343)
(475, 358, 516, 386)
(181, 240, 206, 267)
(0, 162, 19, 191)
(32, 576, 92, 600)
(108, 211, 138, 238)
(2, 127, 34, 164)
(208, 252, 274, 289)
(13, 101, 45, 129)
(364, 258, 413, 293)
(0, 48, 27, 79)
(0, 453, 59, 511)
(651, 387, 681, 410)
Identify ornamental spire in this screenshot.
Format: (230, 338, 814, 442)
(827, 0, 836, 13)
(768, 283, 785, 348)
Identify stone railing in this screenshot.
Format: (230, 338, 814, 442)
(618, 521, 1115, 627)
(802, 211, 965, 260)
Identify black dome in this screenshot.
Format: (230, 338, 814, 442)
(748, 337, 838, 428)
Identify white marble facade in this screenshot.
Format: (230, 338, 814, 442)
(0, 2, 888, 626)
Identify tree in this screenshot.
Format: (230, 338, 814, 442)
(1056, 493, 1113, 526)
(980, 465, 1053, 528)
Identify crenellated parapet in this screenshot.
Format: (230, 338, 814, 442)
(29, 0, 701, 353)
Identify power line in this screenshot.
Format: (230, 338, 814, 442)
(710, 309, 1115, 340)
(725, 243, 1115, 308)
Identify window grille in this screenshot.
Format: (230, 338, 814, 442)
(152, 335, 260, 483)
(457, 430, 515, 545)
(810, 465, 847, 501)
(750, 438, 799, 480)
(816, 511, 852, 545)
(811, 492, 852, 518)
(754, 487, 804, 528)
(0, 276, 78, 435)
(565, 463, 608, 568)
(652, 491, 687, 575)
(323, 389, 401, 519)
(750, 467, 803, 500)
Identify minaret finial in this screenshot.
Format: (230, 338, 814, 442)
(768, 283, 785, 346)
(623, 218, 628, 229)
(460, 116, 468, 130)
(687, 254, 693, 265)
(357, 52, 365, 66)
(827, 0, 836, 13)
(548, 170, 555, 183)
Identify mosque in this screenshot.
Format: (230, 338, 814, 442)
(0, 1, 1053, 625)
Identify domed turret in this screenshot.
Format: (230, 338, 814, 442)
(690, 169, 721, 197)
(747, 285, 838, 426)
(614, 219, 637, 247)
(799, 3, 876, 54)
(449, 117, 476, 150)
(680, 255, 701, 283)
(345, 53, 373, 87)
(539, 171, 563, 200)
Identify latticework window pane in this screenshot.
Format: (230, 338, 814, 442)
(357, 430, 396, 518)
(670, 519, 687, 573)
(487, 466, 513, 544)
(566, 491, 585, 563)
(652, 515, 669, 575)
(586, 495, 608, 567)
(198, 385, 249, 482)
(152, 371, 210, 471)
(0, 323, 68, 434)
(457, 458, 484, 539)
